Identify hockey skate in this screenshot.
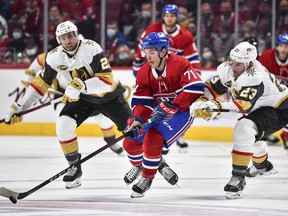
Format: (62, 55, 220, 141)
(224, 176, 246, 199)
(246, 160, 278, 177)
(131, 176, 153, 198)
(124, 166, 142, 185)
(109, 143, 124, 154)
(176, 136, 188, 148)
(162, 147, 170, 155)
(158, 157, 178, 185)
(63, 164, 82, 189)
(265, 134, 280, 145)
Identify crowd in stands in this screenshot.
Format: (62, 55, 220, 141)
(0, 0, 287, 68)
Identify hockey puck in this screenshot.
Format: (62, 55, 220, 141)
(9, 196, 17, 204)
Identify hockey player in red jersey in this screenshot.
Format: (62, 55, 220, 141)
(133, 4, 201, 151)
(191, 41, 288, 199)
(123, 32, 204, 198)
(258, 33, 288, 149)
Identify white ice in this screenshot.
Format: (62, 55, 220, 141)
(0, 135, 287, 216)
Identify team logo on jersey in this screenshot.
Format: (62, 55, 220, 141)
(246, 67, 256, 76)
(84, 40, 95, 46)
(57, 65, 68, 70)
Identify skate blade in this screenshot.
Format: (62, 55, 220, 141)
(225, 191, 243, 199)
(131, 192, 144, 198)
(247, 169, 279, 178)
(65, 179, 81, 189)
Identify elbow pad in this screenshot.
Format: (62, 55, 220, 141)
(84, 77, 112, 95)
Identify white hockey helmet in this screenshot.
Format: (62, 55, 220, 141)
(229, 41, 257, 66)
(56, 21, 78, 44)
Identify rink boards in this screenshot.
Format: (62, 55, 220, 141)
(0, 68, 281, 142)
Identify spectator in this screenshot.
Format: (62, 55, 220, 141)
(0, 19, 11, 50)
(19, 0, 43, 40)
(178, 6, 194, 28)
(58, 0, 96, 40)
(200, 2, 215, 42)
(111, 44, 133, 67)
(213, 21, 235, 64)
(6, 22, 30, 55)
(46, 4, 66, 50)
(276, 0, 288, 35)
(105, 20, 128, 63)
(240, 20, 266, 55)
(126, 1, 152, 48)
(201, 46, 218, 69)
(213, 0, 235, 34)
(22, 37, 41, 62)
(251, 0, 272, 39)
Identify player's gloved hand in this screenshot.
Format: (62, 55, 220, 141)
(62, 78, 85, 103)
(5, 102, 23, 124)
(124, 116, 144, 139)
(21, 70, 36, 87)
(151, 101, 179, 123)
(190, 97, 222, 121)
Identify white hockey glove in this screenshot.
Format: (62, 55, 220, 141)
(190, 96, 222, 121)
(21, 69, 36, 87)
(62, 78, 85, 103)
(5, 102, 23, 124)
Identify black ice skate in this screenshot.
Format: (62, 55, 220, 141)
(265, 134, 280, 145)
(124, 166, 142, 185)
(162, 147, 170, 155)
(131, 176, 153, 198)
(109, 143, 123, 154)
(63, 164, 82, 189)
(246, 160, 278, 177)
(176, 136, 188, 148)
(224, 176, 246, 199)
(158, 157, 178, 185)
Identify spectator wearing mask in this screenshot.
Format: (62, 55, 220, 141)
(201, 46, 218, 69)
(213, 21, 235, 64)
(213, 0, 235, 35)
(7, 22, 30, 55)
(111, 44, 133, 67)
(105, 20, 128, 63)
(126, 1, 152, 48)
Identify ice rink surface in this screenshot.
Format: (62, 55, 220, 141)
(0, 135, 287, 216)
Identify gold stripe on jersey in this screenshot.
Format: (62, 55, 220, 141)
(95, 72, 114, 83)
(234, 99, 252, 111)
(31, 75, 50, 95)
(205, 75, 228, 98)
(232, 151, 252, 167)
(273, 94, 288, 109)
(60, 140, 79, 154)
(101, 126, 115, 137)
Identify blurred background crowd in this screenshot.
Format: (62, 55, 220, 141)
(0, 0, 287, 68)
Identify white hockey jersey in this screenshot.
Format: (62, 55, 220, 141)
(205, 60, 288, 119)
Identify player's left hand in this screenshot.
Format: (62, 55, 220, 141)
(62, 78, 85, 103)
(151, 101, 179, 123)
(190, 98, 221, 121)
(124, 116, 144, 139)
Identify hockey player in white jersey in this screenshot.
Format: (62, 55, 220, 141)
(5, 20, 134, 189)
(21, 51, 124, 155)
(190, 41, 288, 199)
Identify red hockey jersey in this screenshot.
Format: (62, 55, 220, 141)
(132, 54, 204, 121)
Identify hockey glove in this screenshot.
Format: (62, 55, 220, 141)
(190, 97, 222, 121)
(151, 101, 179, 123)
(62, 78, 85, 103)
(124, 116, 144, 139)
(5, 102, 23, 124)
